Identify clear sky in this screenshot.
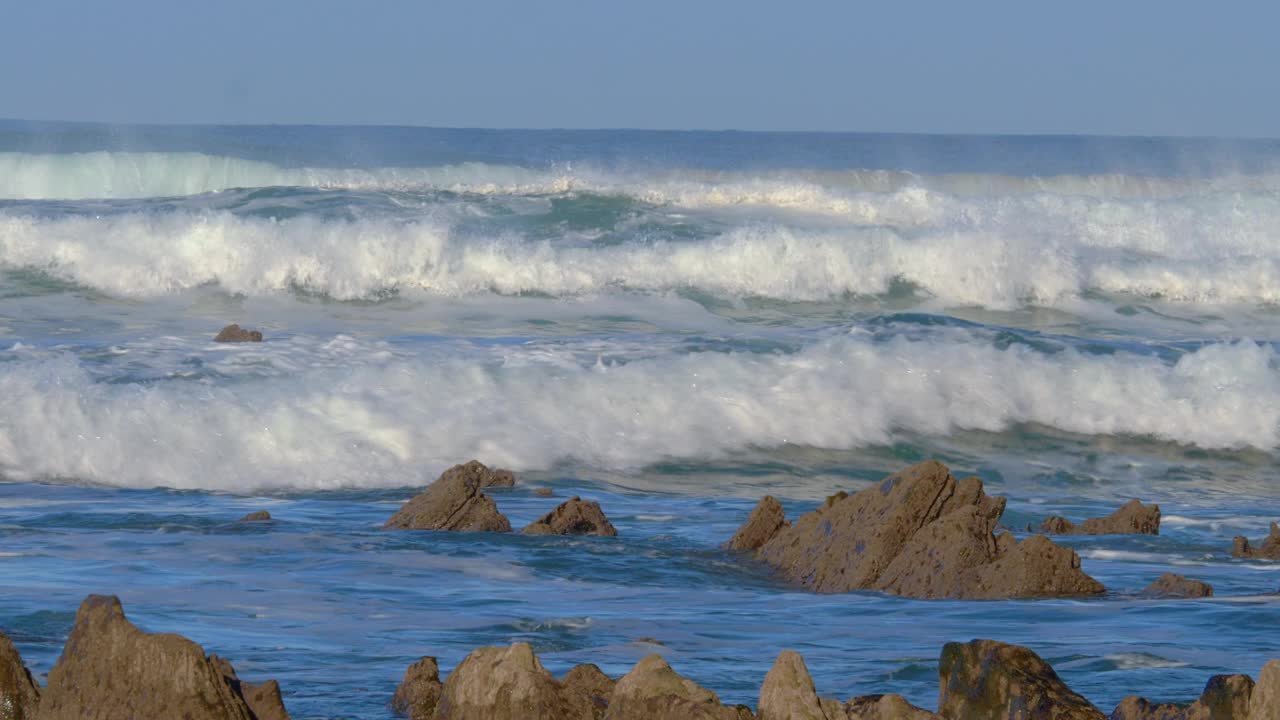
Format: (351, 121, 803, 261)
(2, 0, 1276, 137)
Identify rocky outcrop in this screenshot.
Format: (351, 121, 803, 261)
(390, 656, 443, 719)
(211, 655, 291, 720)
(756, 650, 933, 720)
(383, 461, 513, 532)
(562, 664, 615, 719)
(843, 695, 935, 720)
(727, 497, 789, 552)
(937, 639, 1104, 720)
(522, 497, 618, 537)
(0, 630, 40, 720)
(1249, 660, 1280, 720)
(742, 461, 1103, 599)
(1232, 523, 1280, 560)
(434, 643, 593, 720)
(1041, 499, 1161, 535)
(1140, 573, 1213, 599)
(1111, 673, 1253, 719)
(36, 594, 288, 720)
(214, 324, 263, 343)
(238, 510, 272, 522)
(607, 654, 741, 720)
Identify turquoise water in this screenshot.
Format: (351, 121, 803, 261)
(2, 121, 1280, 717)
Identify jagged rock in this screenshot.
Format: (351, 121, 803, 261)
(563, 664, 615, 719)
(844, 695, 936, 720)
(1040, 499, 1161, 535)
(383, 461, 513, 532)
(210, 656, 291, 720)
(1232, 523, 1280, 560)
(1109, 696, 1189, 720)
(238, 510, 272, 522)
(434, 643, 593, 720)
(747, 461, 1103, 599)
(1111, 673, 1253, 720)
(727, 496, 789, 551)
(1249, 660, 1280, 720)
(214, 324, 263, 343)
(0, 630, 40, 720)
(522, 497, 617, 537)
(937, 639, 1104, 720)
(390, 656, 442, 719)
(36, 594, 288, 720)
(1140, 573, 1213, 599)
(606, 654, 741, 720)
(757, 650, 829, 720)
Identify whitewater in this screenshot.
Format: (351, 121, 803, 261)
(2, 120, 1280, 718)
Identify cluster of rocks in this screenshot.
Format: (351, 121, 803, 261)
(389, 638, 1280, 720)
(1039, 498, 1162, 535)
(214, 324, 264, 343)
(0, 595, 289, 720)
(1234, 523, 1280, 560)
(382, 461, 617, 537)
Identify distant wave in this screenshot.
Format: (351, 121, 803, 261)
(0, 333, 1274, 490)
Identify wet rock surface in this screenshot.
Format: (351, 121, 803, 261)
(0, 630, 40, 720)
(522, 496, 618, 537)
(1232, 522, 1280, 560)
(727, 496, 789, 552)
(1041, 499, 1161, 535)
(1140, 573, 1214, 599)
(937, 639, 1105, 720)
(214, 324, 263, 343)
(383, 461, 513, 532)
(390, 656, 442, 719)
(237, 510, 272, 522)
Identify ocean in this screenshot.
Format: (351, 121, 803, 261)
(2, 119, 1280, 718)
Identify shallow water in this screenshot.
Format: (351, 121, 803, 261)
(2, 121, 1280, 717)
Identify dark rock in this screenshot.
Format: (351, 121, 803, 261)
(434, 643, 593, 720)
(727, 496, 789, 552)
(1249, 660, 1280, 720)
(1110, 673, 1252, 720)
(382, 461, 513, 532)
(748, 461, 1103, 599)
(844, 695, 936, 720)
(238, 510, 272, 522)
(563, 664, 615, 719)
(0, 629, 40, 720)
(1232, 522, 1280, 560)
(390, 656, 442, 719)
(1040, 499, 1161, 535)
(522, 496, 617, 537)
(606, 654, 741, 720)
(1109, 696, 1189, 720)
(937, 639, 1104, 720)
(36, 594, 287, 720)
(1140, 573, 1213, 599)
(214, 324, 264, 343)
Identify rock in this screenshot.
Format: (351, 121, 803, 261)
(1110, 673, 1253, 720)
(844, 695, 936, 720)
(36, 594, 287, 720)
(606, 654, 741, 720)
(214, 324, 263, 343)
(534, 488, 555, 497)
(757, 650, 829, 720)
(238, 510, 272, 522)
(522, 497, 617, 537)
(390, 656, 442, 719)
(1140, 573, 1213, 599)
(1040, 499, 1161, 535)
(0, 630, 40, 720)
(1249, 660, 1280, 720)
(727, 496, 789, 552)
(1109, 696, 1188, 720)
(1232, 523, 1280, 560)
(563, 664, 615, 719)
(240, 680, 291, 720)
(434, 643, 593, 720)
(748, 461, 1103, 599)
(937, 639, 1104, 720)
(383, 461, 513, 532)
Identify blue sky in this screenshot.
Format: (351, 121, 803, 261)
(2, 0, 1276, 136)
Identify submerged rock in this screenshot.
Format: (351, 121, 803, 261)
(607, 654, 741, 720)
(214, 324, 263, 343)
(383, 461, 513, 532)
(1140, 573, 1213, 599)
(1040, 499, 1161, 535)
(1232, 522, 1280, 560)
(937, 639, 1104, 720)
(522, 496, 617, 537)
(741, 460, 1103, 599)
(390, 656, 443, 719)
(237, 510, 272, 522)
(36, 594, 288, 720)
(726, 496, 789, 552)
(434, 643, 593, 720)
(1112, 673, 1253, 720)
(0, 630, 40, 720)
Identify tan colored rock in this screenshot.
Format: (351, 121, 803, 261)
(522, 497, 617, 537)
(209, 653, 291, 720)
(534, 488, 555, 497)
(434, 643, 593, 720)
(1248, 660, 1280, 720)
(1232, 523, 1280, 560)
(606, 654, 740, 720)
(937, 639, 1104, 720)
(383, 461, 513, 532)
(843, 694, 936, 720)
(1040, 499, 1161, 535)
(563, 664, 615, 719)
(0, 630, 40, 720)
(238, 510, 272, 522)
(1110, 673, 1252, 720)
(757, 650, 829, 720)
(390, 656, 442, 719)
(1140, 573, 1213, 599)
(727, 496, 790, 552)
(214, 324, 263, 342)
(749, 461, 1102, 599)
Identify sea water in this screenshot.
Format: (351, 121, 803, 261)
(2, 120, 1280, 718)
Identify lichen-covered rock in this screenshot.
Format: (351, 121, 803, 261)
(1249, 660, 1280, 720)
(238, 510, 272, 522)
(1040, 499, 1161, 535)
(383, 461, 513, 532)
(434, 643, 593, 720)
(1140, 573, 1213, 599)
(214, 324, 263, 343)
(563, 664, 615, 719)
(747, 461, 1103, 599)
(1232, 523, 1280, 560)
(390, 656, 442, 719)
(0, 630, 40, 720)
(727, 497, 789, 552)
(606, 654, 741, 720)
(937, 639, 1104, 720)
(522, 497, 617, 537)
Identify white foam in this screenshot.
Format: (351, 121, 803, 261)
(1104, 653, 1190, 670)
